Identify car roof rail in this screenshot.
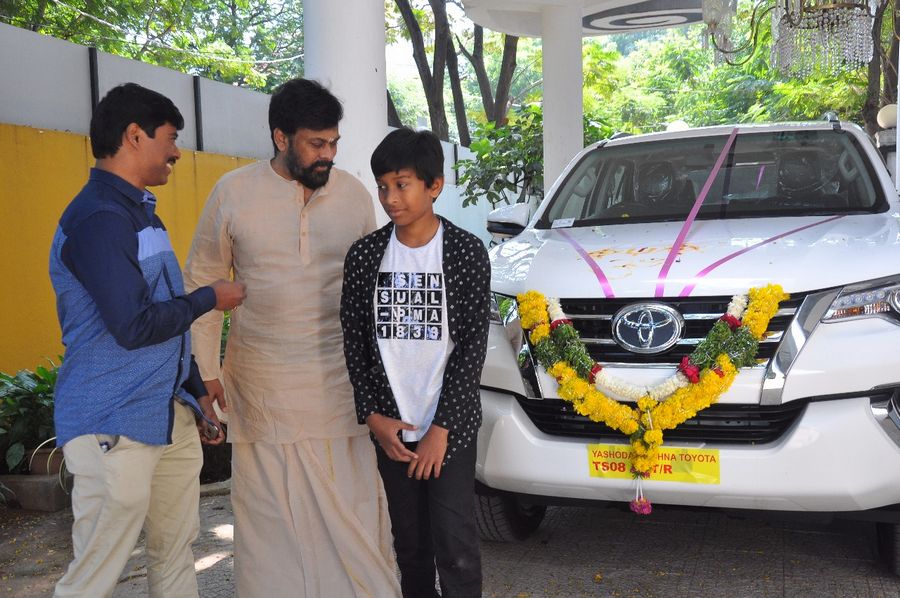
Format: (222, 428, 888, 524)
(609, 131, 632, 140)
(822, 111, 842, 130)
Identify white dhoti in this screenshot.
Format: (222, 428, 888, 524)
(232, 436, 400, 598)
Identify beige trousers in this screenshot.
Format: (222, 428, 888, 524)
(232, 436, 401, 598)
(54, 402, 203, 598)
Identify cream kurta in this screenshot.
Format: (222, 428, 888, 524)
(184, 160, 398, 597)
(185, 160, 376, 442)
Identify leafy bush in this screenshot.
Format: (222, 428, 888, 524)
(456, 104, 613, 210)
(0, 361, 57, 473)
(456, 104, 544, 209)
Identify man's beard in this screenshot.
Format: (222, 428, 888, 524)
(286, 145, 333, 190)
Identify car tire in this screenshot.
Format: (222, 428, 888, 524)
(474, 493, 546, 542)
(876, 521, 900, 576)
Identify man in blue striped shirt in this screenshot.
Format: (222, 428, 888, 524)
(49, 83, 245, 597)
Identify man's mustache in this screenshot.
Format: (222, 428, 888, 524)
(310, 160, 334, 170)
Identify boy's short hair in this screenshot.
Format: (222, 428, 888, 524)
(371, 128, 444, 187)
(268, 78, 343, 154)
(90, 83, 184, 159)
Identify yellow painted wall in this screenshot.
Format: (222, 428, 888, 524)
(0, 123, 254, 373)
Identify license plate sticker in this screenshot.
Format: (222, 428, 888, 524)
(587, 443, 720, 484)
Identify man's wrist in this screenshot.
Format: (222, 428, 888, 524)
(189, 286, 217, 316)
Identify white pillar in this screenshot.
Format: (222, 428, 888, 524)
(895, 109, 900, 195)
(541, 5, 584, 191)
(304, 0, 388, 217)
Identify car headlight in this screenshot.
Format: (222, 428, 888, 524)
(821, 279, 900, 323)
(490, 292, 517, 325)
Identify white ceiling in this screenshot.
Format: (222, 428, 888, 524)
(460, 0, 704, 37)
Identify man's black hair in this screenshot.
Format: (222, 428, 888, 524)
(370, 127, 444, 187)
(268, 78, 343, 154)
(89, 83, 184, 159)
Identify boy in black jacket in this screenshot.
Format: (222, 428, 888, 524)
(340, 128, 490, 597)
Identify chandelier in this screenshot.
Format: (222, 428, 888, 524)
(702, 0, 877, 76)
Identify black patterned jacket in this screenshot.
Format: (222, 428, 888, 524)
(340, 216, 490, 464)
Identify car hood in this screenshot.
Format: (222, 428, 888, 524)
(489, 213, 900, 298)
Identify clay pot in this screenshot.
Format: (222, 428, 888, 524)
(27, 446, 65, 475)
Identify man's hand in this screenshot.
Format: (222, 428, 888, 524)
(195, 394, 225, 445)
(203, 378, 227, 413)
(211, 280, 246, 311)
(366, 413, 418, 463)
(408, 424, 448, 480)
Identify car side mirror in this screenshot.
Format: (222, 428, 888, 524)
(486, 203, 529, 239)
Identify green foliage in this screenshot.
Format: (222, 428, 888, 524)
(689, 320, 732, 371)
(220, 311, 231, 362)
(533, 338, 561, 370)
(551, 325, 594, 379)
(583, 112, 615, 146)
(583, 39, 622, 115)
(591, 17, 868, 133)
(0, 361, 58, 473)
(1, 0, 303, 91)
(456, 104, 544, 208)
(389, 79, 430, 129)
(456, 100, 612, 207)
(723, 327, 760, 369)
(497, 296, 517, 322)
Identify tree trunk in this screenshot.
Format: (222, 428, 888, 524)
(446, 36, 471, 146)
(32, 0, 50, 32)
(458, 27, 519, 125)
(394, 0, 449, 140)
(428, 0, 450, 139)
(459, 25, 495, 121)
(883, 10, 899, 105)
(387, 89, 402, 128)
(493, 34, 519, 124)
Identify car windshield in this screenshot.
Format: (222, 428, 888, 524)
(538, 128, 888, 228)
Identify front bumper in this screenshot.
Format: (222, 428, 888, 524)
(477, 389, 900, 512)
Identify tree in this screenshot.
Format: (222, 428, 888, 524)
(456, 104, 544, 208)
(389, 1, 525, 143)
(456, 24, 519, 124)
(0, 0, 303, 91)
(446, 33, 470, 145)
(393, 0, 450, 140)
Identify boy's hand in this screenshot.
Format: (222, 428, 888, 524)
(408, 424, 448, 480)
(366, 414, 419, 462)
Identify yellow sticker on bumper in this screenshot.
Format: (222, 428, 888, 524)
(588, 443, 720, 484)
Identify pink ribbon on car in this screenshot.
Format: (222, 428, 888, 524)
(558, 229, 616, 298)
(655, 128, 739, 297)
(678, 215, 845, 297)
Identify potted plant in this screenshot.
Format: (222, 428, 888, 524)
(0, 361, 58, 474)
(0, 360, 72, 511)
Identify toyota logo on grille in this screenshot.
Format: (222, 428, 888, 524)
(611, 303, 684, 354)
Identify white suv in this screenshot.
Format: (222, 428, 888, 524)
(478, 121, 900, 573)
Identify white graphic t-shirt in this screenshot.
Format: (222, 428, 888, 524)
(375, 224, 454, 442)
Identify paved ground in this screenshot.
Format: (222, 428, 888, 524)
(0, 486, 897, 597)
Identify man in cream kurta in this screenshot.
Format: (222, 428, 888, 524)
(183, 79, 399, 597)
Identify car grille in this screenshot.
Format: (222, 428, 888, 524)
(515, 397, 807, 445)
(558, 293, 807, 365)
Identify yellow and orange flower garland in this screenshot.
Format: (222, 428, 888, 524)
(517, 285, 788, 514)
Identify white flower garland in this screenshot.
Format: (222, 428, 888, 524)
(545, 294, 751, 403)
